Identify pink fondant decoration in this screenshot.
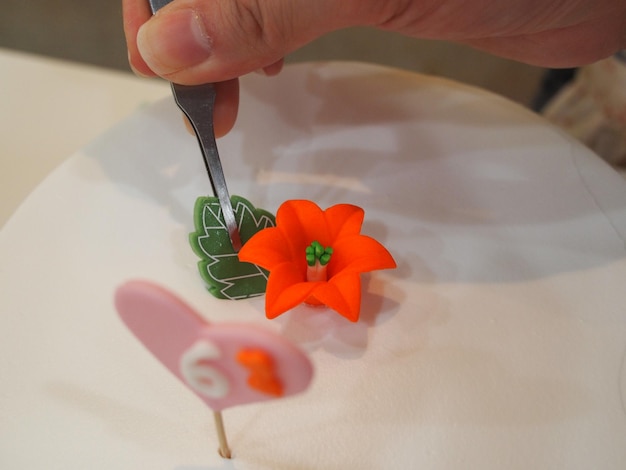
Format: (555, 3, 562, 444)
(114, 280, 313, 411)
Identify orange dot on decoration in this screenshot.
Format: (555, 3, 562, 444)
(236, 348, 284, 397)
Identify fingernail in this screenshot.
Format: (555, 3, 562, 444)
(137, 9, 212, 76)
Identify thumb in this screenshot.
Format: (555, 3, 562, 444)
(135, 0, 375, 84)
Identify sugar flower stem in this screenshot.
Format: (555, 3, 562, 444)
(306, 261, 327, 282)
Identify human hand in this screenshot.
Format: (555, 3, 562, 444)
(123, 0, 626, 134)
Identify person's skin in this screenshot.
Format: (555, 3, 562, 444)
(123, 0, 626, 136)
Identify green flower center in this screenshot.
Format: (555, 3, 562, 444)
(305, 241, 333, 266)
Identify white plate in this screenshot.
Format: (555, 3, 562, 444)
(2, 62, 626, 469)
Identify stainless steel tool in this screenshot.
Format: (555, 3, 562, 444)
(147, 0, 242, 252)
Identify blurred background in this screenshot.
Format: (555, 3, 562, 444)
(0, 0, 548, 107)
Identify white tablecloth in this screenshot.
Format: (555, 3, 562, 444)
(0, 48, 169, 227)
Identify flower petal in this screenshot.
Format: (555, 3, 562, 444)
(309, 272, 362, 322)
(238, 226, 292, 270)
(324, 204, 364, 239)
(329, 234, 396, 277)
(265, 262, 317, 319)
(277, 200, 332, 254)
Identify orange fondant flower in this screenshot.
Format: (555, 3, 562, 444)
(238, 200, 396, 322)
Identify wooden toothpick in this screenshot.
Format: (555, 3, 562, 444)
(213, 411, 232, 459)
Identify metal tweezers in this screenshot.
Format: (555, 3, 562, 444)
(148, 0, 242, 252)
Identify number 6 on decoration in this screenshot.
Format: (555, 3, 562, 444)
(179, 340, 231, 399)
(114, 280, 313, 458)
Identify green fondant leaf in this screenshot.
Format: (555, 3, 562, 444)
(189, 195, 275, 300)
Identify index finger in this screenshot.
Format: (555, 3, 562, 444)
(123, 0, 156, 76)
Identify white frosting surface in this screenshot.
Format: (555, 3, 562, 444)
(1, 62, 626, 469)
